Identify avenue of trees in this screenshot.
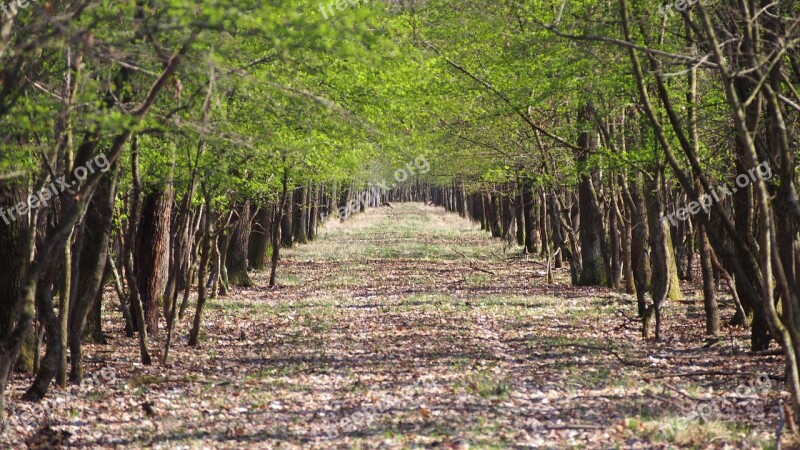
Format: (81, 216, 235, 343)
(2, 0, 800, 433)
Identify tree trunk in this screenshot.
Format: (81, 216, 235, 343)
(619, 192, 635, 295)
(293, 185, 308, 244)
(644, 173, 670, 340)
(698, 220, 720, 335)
(522, 179, 538, 254)
(609, 189, 622, 288)
(514, 184, 525, 247)
(0, 181, 36, 414)
(270, 170, 291, 287)
(308, 185, 319, 240)
(622, 174, 650, 317)
(665, 223, 683, 301)
(490, 191, 502, 238)
(83, 261, 108, 344)
(249, 205, 272, 270)
(188, 195, 214, 347)
(226, 200, 253, 287)
(68, 159, 120, 381)
(576, 104, 609, 286)
(281, 190, 294, 247)
(500, 189, 513, 239)
(134, 188, 172, 335)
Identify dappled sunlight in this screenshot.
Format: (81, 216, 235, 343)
(4, 205, 782, 448)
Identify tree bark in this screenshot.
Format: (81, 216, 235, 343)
(698, 220, 720, 335)
(270, 170, 291, 287)
(249, 205, 272, 270)
(188, 194, 215, 347)
(68, 159, 119, 381)
(226, 200, 253, 287)
(281, 189, 294, 247)
(644, 173, 670, 340)
(576, 103, 609, 286)
(134, 187, 173, 335)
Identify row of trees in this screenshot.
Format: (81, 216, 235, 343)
(0, 0, 440, 425)
(2, 0, 800, 433)
(412, 0, 800, 423)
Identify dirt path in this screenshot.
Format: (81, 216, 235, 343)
(2, 203, 785, 449)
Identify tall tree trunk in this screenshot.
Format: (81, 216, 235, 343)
(68, 159, 120, 381)
(522, 179, 538, 254)
(576, 104, 609, 286)
(188, 195, 215, 347)
(698, 220, 720, 335)
(83, 262, 108, 344)
(226, 200, 253, 287)
(622, 175, 650, 317)
(0, 181, 35, 422)
(281, 190, 294, 247)
(134, 188, 173, 335)
(123, 137, 150, 365)
(490, 191, 502, 238)
(249, 205, 272, 270)
(619, 192, 635, 295)
(23, 275, 61, 401)
(480, 192, 489, 231)
(609, 188, 622, 288)
(500, 189, 513, 239)
(270, 170, 290, 287)
(514, 184, 525, 247)
(308, 185, 319, 240)
(293, 185, 308, 244)
(644, 173, 670, 340)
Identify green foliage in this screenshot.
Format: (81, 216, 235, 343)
(0, 0, 746, 207)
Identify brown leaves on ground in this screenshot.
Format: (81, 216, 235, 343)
(1, 203, 789, 449)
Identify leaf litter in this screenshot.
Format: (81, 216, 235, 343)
(1, 203, 787, 449)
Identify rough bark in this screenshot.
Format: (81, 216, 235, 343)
(248, 205, 272, 270)
(134, 187, 173, 335)
(698, 220, 720, 335)
(644, 174, 670, 341)
(226, 200, 253, 287)
(576, 104, 609, 286)
(68, 159, 119, 381)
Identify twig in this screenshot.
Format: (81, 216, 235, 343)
(544, 424, 606, 430)
(663, 383, 707, 402)
(0, 170, 28, 181)
(648, 370, 781, 380)
(776, 399, 785, 450)
(450, 246, 497, 275)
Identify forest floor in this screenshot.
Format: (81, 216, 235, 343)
(2, 203, 791, 449)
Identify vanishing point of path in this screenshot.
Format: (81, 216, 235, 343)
(5, 203, 783, 449)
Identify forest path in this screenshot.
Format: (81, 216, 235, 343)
(3, 203, 782, 449)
